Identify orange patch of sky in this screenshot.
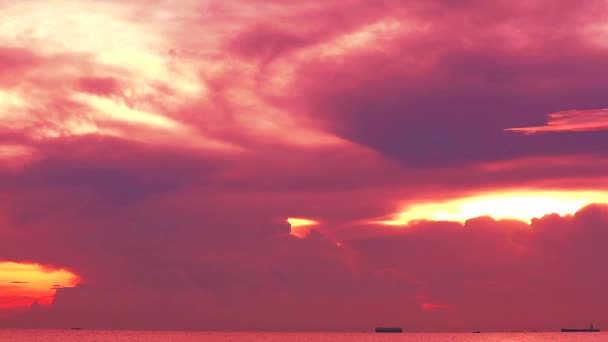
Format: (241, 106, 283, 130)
(376, 190, 608, 225)
(0, 262, 80, 309)
(287, 217, 319, 238)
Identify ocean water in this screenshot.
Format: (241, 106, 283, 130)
(0, 331, 607, 342)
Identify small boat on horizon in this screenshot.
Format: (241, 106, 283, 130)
(561, 324, 600, 332)
(375, 327, 403, 333)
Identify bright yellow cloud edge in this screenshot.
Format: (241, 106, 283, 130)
(0, 262, 80, 308)
(377, 190, 608, 225)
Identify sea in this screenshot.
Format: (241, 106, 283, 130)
(0, 331, 607, 342)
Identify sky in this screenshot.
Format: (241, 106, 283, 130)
(1, 0, 608, 332)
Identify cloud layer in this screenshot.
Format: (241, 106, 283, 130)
(1, 0, 608, 332)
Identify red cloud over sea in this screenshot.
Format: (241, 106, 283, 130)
(1, 0, 608, 332)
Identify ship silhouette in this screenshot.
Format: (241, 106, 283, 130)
(561, 323, 600, 332)
(375, 327, 403, 333)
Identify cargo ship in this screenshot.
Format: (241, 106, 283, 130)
(561, 324, 599, 332)
(375, 327, 403, 333)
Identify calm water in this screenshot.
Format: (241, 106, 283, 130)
(1, 331, 607, 342)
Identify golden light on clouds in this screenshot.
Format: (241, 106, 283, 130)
(314, 19, 404, 58)
(287, 217, 319, 238)
(74, 94, 182, 130)
(0, 262, 80, 309)
(0, 0, 346, 153)
(0, 0, 201, 96)
(0, 90, 24, 109)
(0, 0, 206, 144)
(378, 190, 608, 225)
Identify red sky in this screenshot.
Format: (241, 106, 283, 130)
(1, 0, 608, 332)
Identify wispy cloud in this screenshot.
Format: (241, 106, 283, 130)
(506, 108, 608, 134)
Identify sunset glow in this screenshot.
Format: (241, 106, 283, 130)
(378, 191, 608, 225)
(0, 262, 80, 309)
(287, 218, 319, 238)
(3, 0, 608, 333)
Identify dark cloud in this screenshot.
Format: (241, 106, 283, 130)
(1, 201, 608, 331)
(282, 0, 608, 167)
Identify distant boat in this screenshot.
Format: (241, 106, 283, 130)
(375, 327, 403, 333)
(561, 324, 600, 332)
(472, 331, 481, 333)
(70, 328, 83, 330)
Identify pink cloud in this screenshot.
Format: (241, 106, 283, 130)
(76, 77, 122, 97)
(506, 108, 608, 134)
(2, 0, 608, 332)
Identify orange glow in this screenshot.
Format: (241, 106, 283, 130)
(377, 190, 608, 224)
(0, 262, 80, 309)
(0, 144, 33, 159)
(287, 218, 319, 238)
(0, 144, 37, 171)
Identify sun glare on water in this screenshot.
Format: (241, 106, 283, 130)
(378, 190, 608, 225)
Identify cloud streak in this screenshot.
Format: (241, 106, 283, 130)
(506, 108, 608, 134)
